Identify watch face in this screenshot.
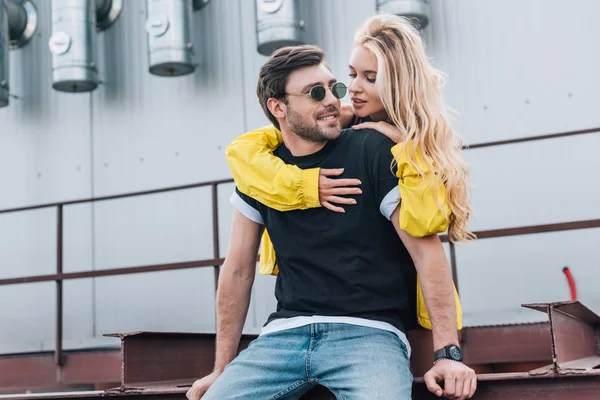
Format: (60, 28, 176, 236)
(449, 346, 462, 360)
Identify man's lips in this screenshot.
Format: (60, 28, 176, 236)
(317, 112, 339, 121)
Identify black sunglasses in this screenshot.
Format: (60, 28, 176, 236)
(285, 82, 347, 102)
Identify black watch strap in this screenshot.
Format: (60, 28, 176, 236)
(434, 345, 463, 362)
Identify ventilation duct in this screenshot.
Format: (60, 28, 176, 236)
(146, 0, 195, 77)
(192, 0, 210, 11)
(0, 0, 38, 107)
(48, 0, 122, 93)
(0, 6, 8, 107)
(255, 0, 304, 56)
(376, 0, 430, 30)
(5, 0, 38, 48)
(95, 0, 122, 31)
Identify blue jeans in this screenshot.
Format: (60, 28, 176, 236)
(203, 323, 412, 399)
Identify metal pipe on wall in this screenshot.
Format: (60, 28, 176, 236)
(376, 0, 430, 30)
(145, 0, 195, 77)
(0, 5, 8, 107)
(48, 0, 121, 93)
(49, 0, 98, 93)
(255, 0, 304, 56)
(0, 0, 38, 107)
(192, 0, 210, 11)
(4, 0, 37, 49)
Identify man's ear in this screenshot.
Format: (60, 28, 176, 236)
(267, 98, 286, 120)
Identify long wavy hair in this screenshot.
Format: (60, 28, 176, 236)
(355, 14, 475, 243)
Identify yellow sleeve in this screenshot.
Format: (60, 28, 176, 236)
(258, 230, 279, 276)
(225, 125, 321, 211)
(391, 141, 451, 237)
(416, 275, 463, 330)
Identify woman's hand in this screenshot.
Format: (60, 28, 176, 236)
(319, 168, 362, 213)
(353, 120, 403, 144)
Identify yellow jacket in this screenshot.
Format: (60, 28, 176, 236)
(226, 125, 462, 330)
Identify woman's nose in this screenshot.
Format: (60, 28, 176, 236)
(349, 80, 362, 94)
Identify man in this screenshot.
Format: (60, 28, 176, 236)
(187, 45, 476, 399)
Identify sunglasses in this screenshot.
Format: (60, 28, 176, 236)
(285, 82, 347, 102)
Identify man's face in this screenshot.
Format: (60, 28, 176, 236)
(281, 64, 342, 142)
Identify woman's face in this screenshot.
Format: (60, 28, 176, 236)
(348, 45, 387, 121)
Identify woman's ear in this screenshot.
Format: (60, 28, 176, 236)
(267, 98, 286, 120)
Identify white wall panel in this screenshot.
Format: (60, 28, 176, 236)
(94, 269, 216, 335)
(0, 282, 54, 354)
(456, 228, 600, 327)
(465, 133, 600, 231)
(0, 0, 92, 208)
(428, 0, 600, 144)
(1, 0, 599, 354)
(92, 0, 245, 195)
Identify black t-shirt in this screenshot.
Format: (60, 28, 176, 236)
(232, 128, 418, 333)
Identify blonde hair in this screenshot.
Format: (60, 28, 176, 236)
(355, 14, 475, 243)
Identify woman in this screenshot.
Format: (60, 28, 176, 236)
(226, 14, 473, 328)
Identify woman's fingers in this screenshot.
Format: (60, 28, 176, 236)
(352, 122, 378, 130)
(321, 201, 345, 213)
(323, 195, 357, 205)
(320, 168, 345, 177)
(324, 187, 362, 196)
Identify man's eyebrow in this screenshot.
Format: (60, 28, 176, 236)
(300, 82, 322, 92)
(300, 79, 337, 92)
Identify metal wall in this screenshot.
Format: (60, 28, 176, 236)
(0, 0, 598, 354)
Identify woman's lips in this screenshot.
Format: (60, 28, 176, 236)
(352, 99, 366, 108)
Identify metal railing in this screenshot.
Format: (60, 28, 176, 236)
(0, 178, 233, 366)
(1, 176, 599, 368)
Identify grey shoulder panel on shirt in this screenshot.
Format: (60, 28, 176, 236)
(230, 191, 264, 225)
(380, 185, 400, 221)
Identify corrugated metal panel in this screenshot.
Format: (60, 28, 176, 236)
(0, 0, 94, 355)
(457, 228, 600, 326)
(0, 0, 599, 354)
(0, 1, 92, 208)
(465, 133, 600, 231)
(428, 0, 600, 144)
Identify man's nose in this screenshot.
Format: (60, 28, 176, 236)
(321, 86, 340, 107)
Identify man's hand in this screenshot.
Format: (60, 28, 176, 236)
(186, 371, 221, 400)
(319, 168, 362, 212)
(424, 360, 477, 399)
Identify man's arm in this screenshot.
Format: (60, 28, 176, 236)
(214, 209, 263, 371)
(186, 209, 263, 400)
(391, 207, 457, 349)
(390, 206, 476, 400)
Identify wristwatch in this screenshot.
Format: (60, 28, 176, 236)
(433, 344, 463, 363)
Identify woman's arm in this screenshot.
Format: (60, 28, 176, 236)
(352, 118, 451, 236)
(392, 141, 451, 237)
(226, 125, 318, 211)
(226, 125, 362, 212)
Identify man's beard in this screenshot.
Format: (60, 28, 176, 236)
(286, 106, 340, 143)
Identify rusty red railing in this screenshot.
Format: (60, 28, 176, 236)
(0, 176, 599, 368)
